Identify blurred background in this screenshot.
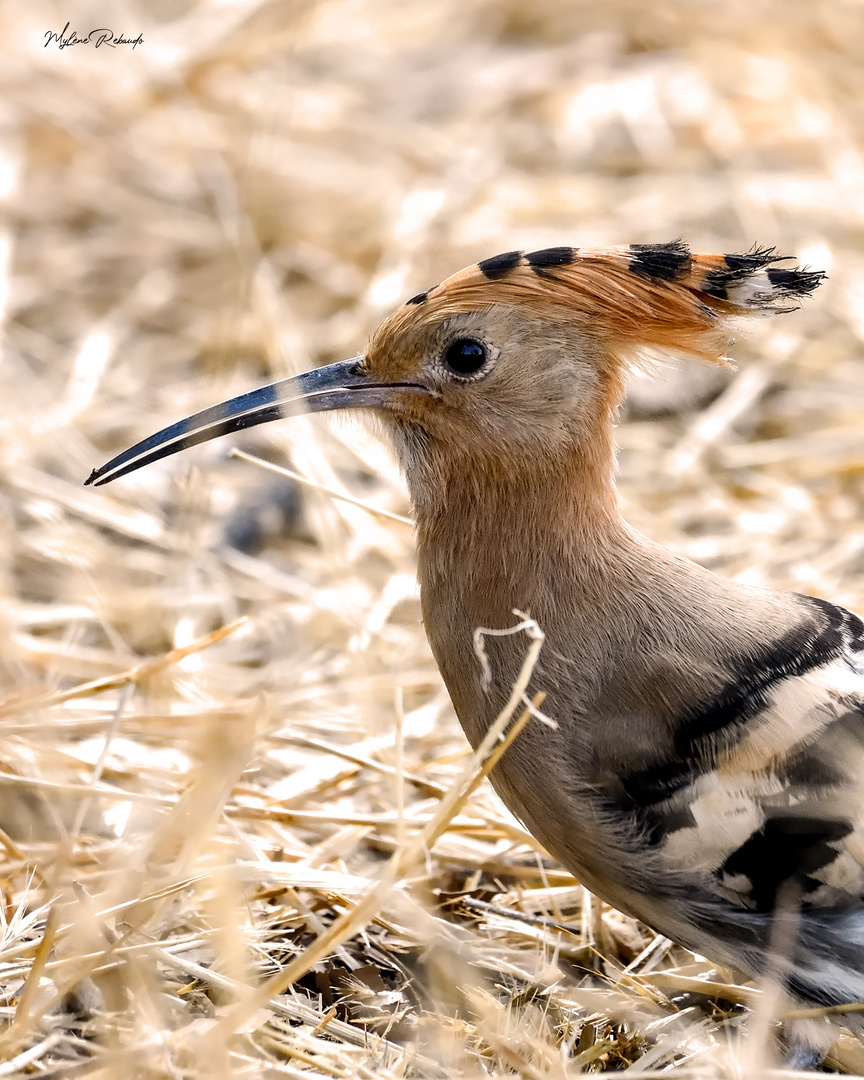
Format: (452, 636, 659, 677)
(0, 0, 863, 1074)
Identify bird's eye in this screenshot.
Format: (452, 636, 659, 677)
(441, 337, 490, 378)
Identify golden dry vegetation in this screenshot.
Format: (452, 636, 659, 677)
(1, 0, 864, 1075)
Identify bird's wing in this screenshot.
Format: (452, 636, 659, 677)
(627, 598, 864, 915)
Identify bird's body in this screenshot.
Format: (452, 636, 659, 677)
(414, 449, 864, 1004)
(88, 241, 862, 1020)
(424, 509, 864, 1007)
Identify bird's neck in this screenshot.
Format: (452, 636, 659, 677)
(405, 424, 663, 768)
(406, 431, 657, 873)
(401, 421, 815, 908)
(408, 432, 631, 618)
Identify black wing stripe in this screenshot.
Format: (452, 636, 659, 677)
(674, 597, 856, 757)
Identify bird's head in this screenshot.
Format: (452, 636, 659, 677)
(86, 242, 823, 491)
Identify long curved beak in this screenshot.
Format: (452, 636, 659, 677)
(86, 356, 422, 487)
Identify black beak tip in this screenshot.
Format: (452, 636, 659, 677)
(81, 356, 371, 489)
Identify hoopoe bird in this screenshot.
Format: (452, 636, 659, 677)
(89, 242, 853, 1028)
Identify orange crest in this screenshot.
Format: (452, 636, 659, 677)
(379, 241, 824, 367)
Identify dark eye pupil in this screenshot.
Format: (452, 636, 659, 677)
(443, 338, 488, 376)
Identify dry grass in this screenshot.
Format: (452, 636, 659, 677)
(1, 0, 864, 1074)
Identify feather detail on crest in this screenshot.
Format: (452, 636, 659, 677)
(389, 241, 825, 368)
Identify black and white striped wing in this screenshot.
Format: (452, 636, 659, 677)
(651, 599, 864, 914)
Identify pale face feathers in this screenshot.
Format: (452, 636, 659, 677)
(364, 306, 609, 464)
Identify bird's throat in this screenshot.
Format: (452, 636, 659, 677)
(410, 434, 626, 613)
